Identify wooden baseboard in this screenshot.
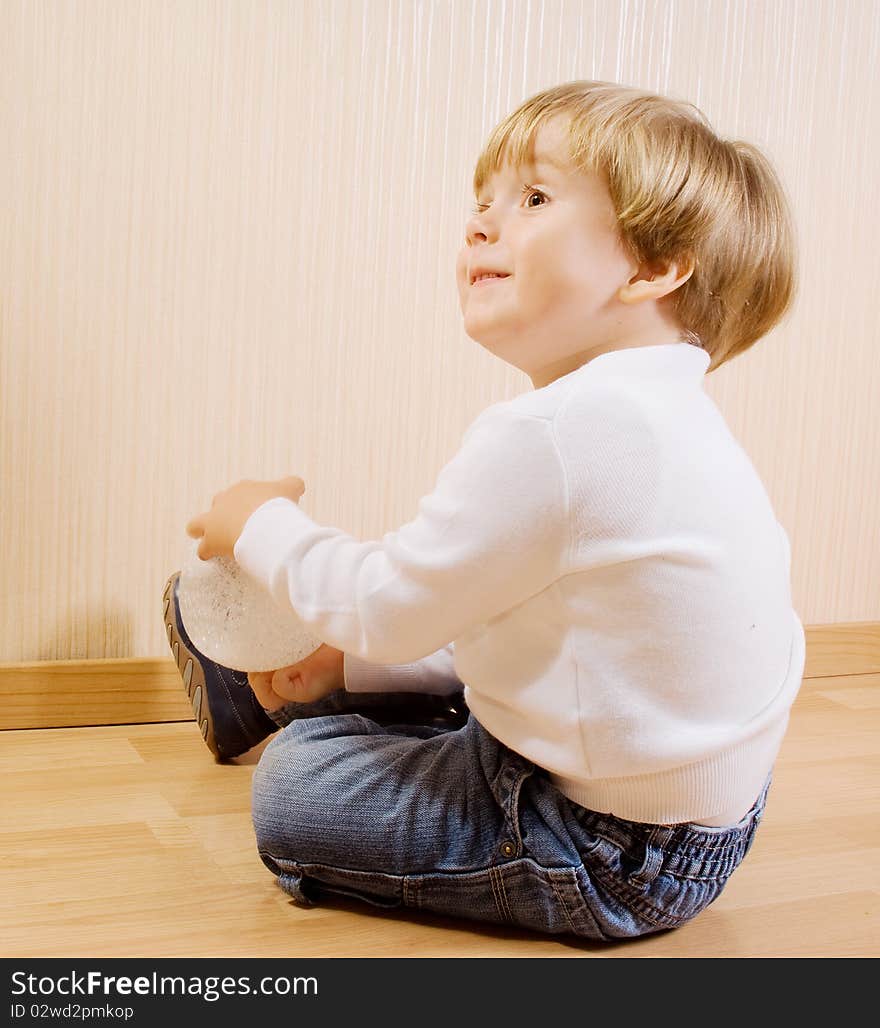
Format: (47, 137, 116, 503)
(1, 621, 878, 731)
(798, 621, 880, 678)
(0, 658, 192, 731)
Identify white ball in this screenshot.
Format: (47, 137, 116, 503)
(177, 537, 324, 672)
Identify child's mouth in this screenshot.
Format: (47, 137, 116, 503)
(473, 274, 510, 286)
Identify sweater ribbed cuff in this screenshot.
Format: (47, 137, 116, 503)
(343, 652, 462, 695)
(343, 653, 425, 693)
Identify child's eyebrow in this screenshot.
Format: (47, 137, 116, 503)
(485, 156, 566, 184)
(477, 154, 569, 196)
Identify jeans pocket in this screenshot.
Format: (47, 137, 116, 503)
(491, 859, 608, 938)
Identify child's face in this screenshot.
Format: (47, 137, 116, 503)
(456, 116, 667, 388)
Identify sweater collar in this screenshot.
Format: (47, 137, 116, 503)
(566, 342, 710, 382)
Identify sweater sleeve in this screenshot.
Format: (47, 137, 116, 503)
(342, 643, 463, 696)
(232, 408, 569, 664)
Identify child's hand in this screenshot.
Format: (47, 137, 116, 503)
(185, 476, 305, 560)
(247, 644, 346, 711)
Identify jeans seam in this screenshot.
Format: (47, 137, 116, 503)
(403, 876, 420, 908)
(671, 868, 734, 883)
(548, 873, 579, 935)
(489, 866, 513, 923)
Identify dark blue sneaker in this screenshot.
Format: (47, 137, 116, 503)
(162, 571, 277, 760)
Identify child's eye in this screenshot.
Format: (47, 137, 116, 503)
(471, 186, 547, 216)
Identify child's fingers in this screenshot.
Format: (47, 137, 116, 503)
(185, 515, 204, 538)
(271, 668, 331, 704)
(271, 665, 340, 704)
(247, 670, 285, 711)
(271, 668, 308, 702)
(248, 650, 339, 709)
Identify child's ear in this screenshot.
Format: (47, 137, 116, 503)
(619, 254, 694, 304)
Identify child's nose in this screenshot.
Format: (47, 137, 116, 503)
(465, 211, 497, 246)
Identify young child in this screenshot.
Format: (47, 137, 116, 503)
(171, 79, 805, 941)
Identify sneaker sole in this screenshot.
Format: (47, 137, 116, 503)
(163, 573, 221, 758)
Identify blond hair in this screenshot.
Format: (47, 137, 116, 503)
(473, 80, 798, 372)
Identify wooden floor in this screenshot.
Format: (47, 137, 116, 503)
(2, 672, 878, 958)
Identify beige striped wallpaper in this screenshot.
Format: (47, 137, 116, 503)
(1, 0, 877, 664)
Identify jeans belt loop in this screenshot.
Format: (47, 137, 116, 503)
(628, 826, 670, 889)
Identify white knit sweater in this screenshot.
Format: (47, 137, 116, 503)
(234, 342, 805, 826)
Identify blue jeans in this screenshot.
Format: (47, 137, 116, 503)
(252, 697, 770, 940)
